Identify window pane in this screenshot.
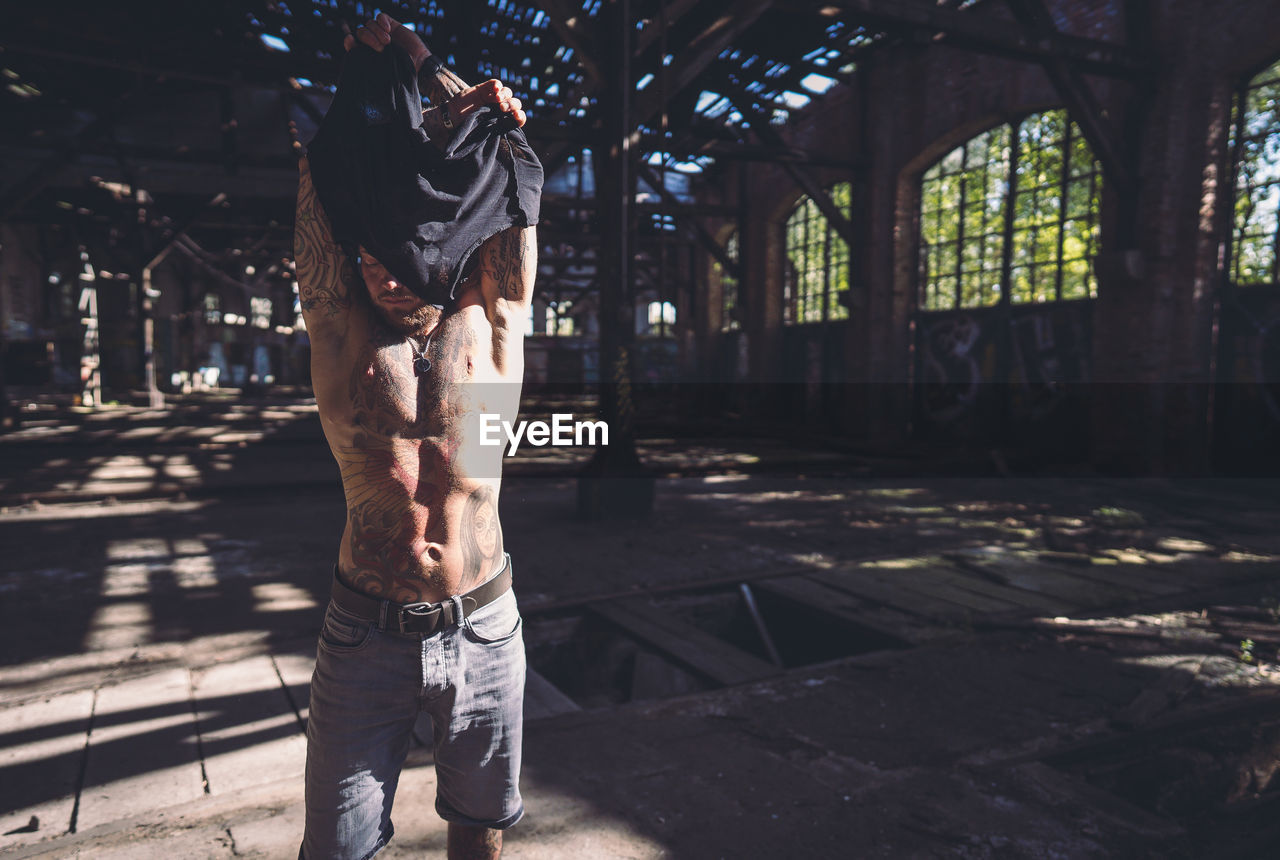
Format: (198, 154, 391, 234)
(918, 111, 1100, 310)
(1232, 59, 1280, 285)
(785, 182, 852, 324)
(929, 276, 957, 311)
(917, 127, 1010, 310)
(1062, 257, 1091, 301)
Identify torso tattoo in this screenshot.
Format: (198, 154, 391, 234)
(297, 155, 532, 604)
(330, 304, 511, 604)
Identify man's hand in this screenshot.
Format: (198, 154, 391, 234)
(343, 13, 525, 127)
(344, 12, 430, 71)
(449, 80, 526, 128)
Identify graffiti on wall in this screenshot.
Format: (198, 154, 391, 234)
(920, 315, 981, 423)
(917, 303, 1091, 430)
(1010, 309, 1088, 420)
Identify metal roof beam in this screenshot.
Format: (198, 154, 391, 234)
(1002, 0, 1137, 200)
(805, 0, 1145, 78)
(717, 75, 856, 248)
(637, 162, 740, 279)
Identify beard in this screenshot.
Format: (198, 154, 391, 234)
(377, 302, 433, 336)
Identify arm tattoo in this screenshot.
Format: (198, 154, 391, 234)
(418, 63, 469, 151)
(421, 106, 453, 150)
(482, 228, 533, 304)
(294, 158, 357, 327)
(420, 63, 469, 105)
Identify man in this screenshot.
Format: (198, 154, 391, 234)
(293, 13, 538, 860)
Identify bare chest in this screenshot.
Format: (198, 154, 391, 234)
(348, 313, 485, 439)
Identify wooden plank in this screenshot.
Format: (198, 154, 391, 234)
(922, 563, 1068, 614)
(269, 650, 315, 724)
(0, 690, 94, 849)
(1037, 558, 1197, 597)
(590, 597, 779, 686)
(941, 549, 1144, 607)
(191, 655, 306, 796)
(858, 564, 1043, 614)
(78, 668, 206, 831)
(1086, 554, 1276, 593)
(753, 575, 942, 644)
(804, 565, 1012, 621)
(860, 568, 1029, 614)
(804, 568, 978, 621)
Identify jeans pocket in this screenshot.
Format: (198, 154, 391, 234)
(463, 591, 522, 645)
(319, 604, 375, 652)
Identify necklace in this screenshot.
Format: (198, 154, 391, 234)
(410, 327, 437, 376)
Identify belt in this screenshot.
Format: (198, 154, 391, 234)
(330, 556, 512, 636)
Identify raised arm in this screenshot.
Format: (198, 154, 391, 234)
(293, 155, 359, 346)
(345, 13, 525, 146)
(475, 226, 538, 370)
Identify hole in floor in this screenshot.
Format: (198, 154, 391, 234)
(646, 582, 911, 669)
(524, 580, 909, 708)
(524, 611, 714, 708)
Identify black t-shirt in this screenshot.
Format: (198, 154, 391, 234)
(307, 43, 543, 306)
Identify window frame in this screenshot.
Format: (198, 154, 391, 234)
(1227, 57, 1280, 288)
(782, 182, 852, 326)
(915, 109, 1103, 313)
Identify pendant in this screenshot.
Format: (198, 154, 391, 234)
(413, 355, 431, 376)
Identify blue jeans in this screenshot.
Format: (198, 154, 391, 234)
(300, 555, 525, 860)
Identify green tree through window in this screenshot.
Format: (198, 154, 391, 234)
(918, 110, 1102, 311)
(1231, 58, 1280, 286)
(784, 182, 852, 324)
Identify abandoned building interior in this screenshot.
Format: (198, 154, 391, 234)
(2, 1, 1280, 857)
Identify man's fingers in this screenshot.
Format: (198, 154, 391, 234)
(354, 26, 382, 51)
(450, 80, 528, 126)
(369, 14, 392, 40)
(351, 16, 393, 52)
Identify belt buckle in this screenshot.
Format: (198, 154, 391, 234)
(400, 601, 442, 634)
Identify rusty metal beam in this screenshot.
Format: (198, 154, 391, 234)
(529, 0, 604, 87)
(805, 0, 1144, 78)
(0, 81, 157, 220)
(716, 75, 856, 248)
(1001, 0, 1137, 200)
(632, 0, 775, 128)
(537, 0, 773, 178)
(636, 162, 740, 280)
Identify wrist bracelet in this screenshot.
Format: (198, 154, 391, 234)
(420, 54, 443, 76)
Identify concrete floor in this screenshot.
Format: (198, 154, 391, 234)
(2, 394, 1280, 858)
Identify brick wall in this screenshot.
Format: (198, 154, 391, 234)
(719, 0, 1280, 472)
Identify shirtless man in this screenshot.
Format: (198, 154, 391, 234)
(294, 14, 535, 860)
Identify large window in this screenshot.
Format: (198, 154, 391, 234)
(1231, 58, 1280, 286)
(918, 109, 1102, 311)
(784, 182, 851, 324)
